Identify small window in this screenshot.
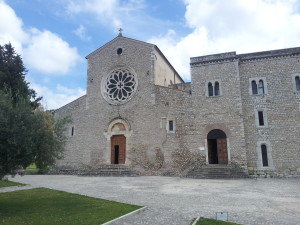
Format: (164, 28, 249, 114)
(261, 144, 268, 167)
(258, 111, 264, 126)
(207, 80, 221, 97)
(208, 82, 213, 96)
(214, 81, 220, 96)
(251, 80, 258, 94)
(167, 119, 175, 133)
(168, 120, 174, 131)
(258, 80, 265, 94)
(117, 48, 123, 55)
(71, 126, 75, 136)
(250, 78, 267, 95)
(296, 76, 300, 91)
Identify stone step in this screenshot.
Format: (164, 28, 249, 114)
(80, 172, 138, 177)
(50, 165, 139, 177)
(184, 163, 250, 179)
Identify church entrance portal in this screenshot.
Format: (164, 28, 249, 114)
(207, 129, 228, 164)
(111, 135, 126, 164)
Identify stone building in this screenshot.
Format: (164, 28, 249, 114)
(54, 33, 300, 178)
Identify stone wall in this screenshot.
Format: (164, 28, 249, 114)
(153, 48, 183, 87)
(190, 59, 248, 169)
(239, 53, 300, 177)
(54, 36, 300, 177)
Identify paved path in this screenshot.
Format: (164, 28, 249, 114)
(0, 184, 36, 193)
(8, 175, 300, 225)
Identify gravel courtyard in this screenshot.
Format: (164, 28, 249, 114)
(8, 175, 300, 225)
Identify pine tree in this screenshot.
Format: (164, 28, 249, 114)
(0, 43, 41, 108)
(0, 44, 70, 179)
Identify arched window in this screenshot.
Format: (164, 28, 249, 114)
(252, 80, 258, 94)
(214, 81, 220, 96)
(258, 80, 265, 94)
(295, 76, 300, 91)
(261, 144, 268, 167)
(208, 82, 213, 96)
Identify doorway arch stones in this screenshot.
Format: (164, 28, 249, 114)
(104, 118, 132, 165)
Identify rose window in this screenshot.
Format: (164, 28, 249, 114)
(103, 69, 137, 104)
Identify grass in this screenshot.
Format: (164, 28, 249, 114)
(25, 164, 39, 174)
(0, 180, 25, 188)
(26, 164, 37, 169)
(193, 217, 242, 225)
(0, 188, 142, 225)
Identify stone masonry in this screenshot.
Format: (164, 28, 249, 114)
(54, 34, 300, 177)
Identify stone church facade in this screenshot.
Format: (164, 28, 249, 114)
(54, 34, 300, 177)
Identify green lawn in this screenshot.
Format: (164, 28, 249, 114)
(26, 164, 37, 169)
(25, 164, 39, 174)
(194, 217, 242, 225)
(0, 180, 25, 188)
(0, 188, 142, 225)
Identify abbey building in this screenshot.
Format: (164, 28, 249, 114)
(54, 34, 300, 177)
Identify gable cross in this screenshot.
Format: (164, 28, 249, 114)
(118, 28, 123, 36)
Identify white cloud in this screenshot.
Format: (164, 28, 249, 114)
(0, 1, 81, 75)
(30, 82, 86, 110)
(149, 0, 300, 80)
(0, 0, 28, 53)
(73, 25, 91, 41)
(23, 28, 81, 75)
(66, 0, 145, 30)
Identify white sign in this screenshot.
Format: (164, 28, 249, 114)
(216, 212, 228, 221)
(199, 147, 205, 151)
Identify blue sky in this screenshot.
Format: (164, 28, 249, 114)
(1, 0, 300, 109)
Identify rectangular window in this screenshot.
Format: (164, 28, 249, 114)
(258, 111, 264, 126)
(261, 145, 268, 167)
(168, 120, 174, 131)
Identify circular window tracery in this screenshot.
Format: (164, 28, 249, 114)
(102, 68, 137, 104)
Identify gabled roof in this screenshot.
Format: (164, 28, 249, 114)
(85, 35, 185, 83)
(85, 35, 154, 59)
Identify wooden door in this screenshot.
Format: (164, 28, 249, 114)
(208, 140, 213, 164)
(217, 138, 228, 164)
(208, 139, 218, 164)
(111, 135, 126, 164)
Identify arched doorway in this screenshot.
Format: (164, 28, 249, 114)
(207, 129, 228, 164)
(111, 135, 126, 164)
(104, 118, 132, 165)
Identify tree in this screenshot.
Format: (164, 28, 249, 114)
(0, 90, 36, 178)
(0, 43, 41, 108)
(33, 108, 71, 173)
(0, 43, 70, 179)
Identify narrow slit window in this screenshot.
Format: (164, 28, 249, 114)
(168, 120, 174, 132)
(252, 80, 258, 94)
(71, 126, 74, 136)
(258, 80, 265, 94)
(296, 76, 300, 91)
(208, 82, 213, 96)
(258, 111, 264, 126)
(261, 144, 268, 167)
(214, 81, 220, 96)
